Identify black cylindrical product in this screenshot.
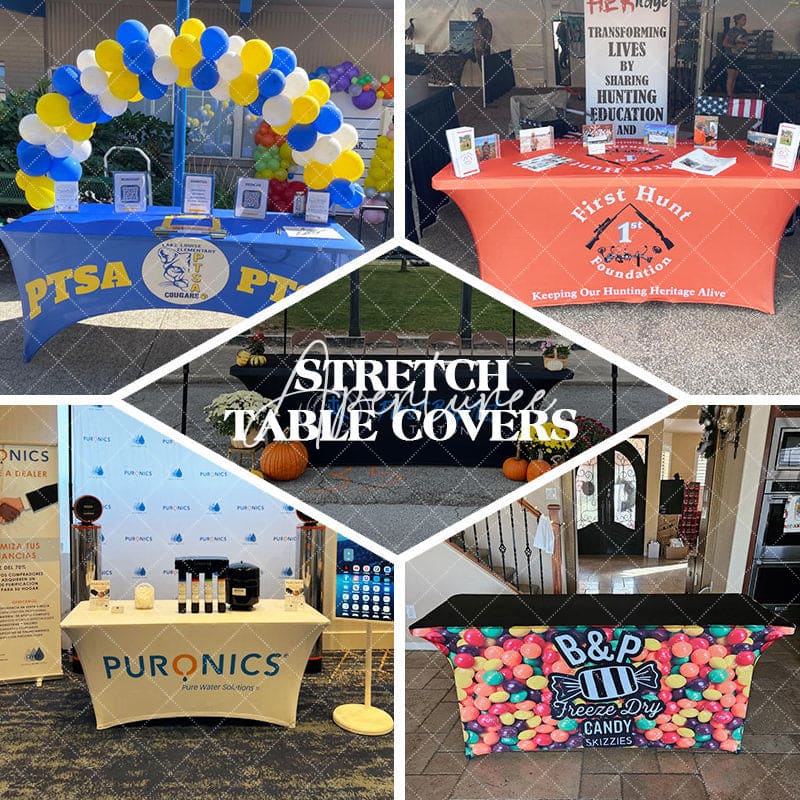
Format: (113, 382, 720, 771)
(226, 562, 260, 610)
(217, 567, 227, 613)
(177, 565, 187, 613)
(190, 573, 200, 613)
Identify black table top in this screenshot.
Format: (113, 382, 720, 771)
(411, 594, 795, 630)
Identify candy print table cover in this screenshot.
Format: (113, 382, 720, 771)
(430, 140, 800, 314)
(410, 594, 795, 757)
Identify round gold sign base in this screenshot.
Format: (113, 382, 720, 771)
(333, 703, 394, 736)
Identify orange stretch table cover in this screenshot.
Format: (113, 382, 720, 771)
(432, 140, 800, 313)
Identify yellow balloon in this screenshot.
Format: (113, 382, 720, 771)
(332, 150, 365, 182)
(28, 174, 55, 191)
(130, 91, 144, 103)
(95, 39, 125, 72)
(26, 186, 56, 210)
(291, 95, 320, 125)
(176, 67, 194, 88)
(65, 119, 95, 141)
(271, 121, 293, 136)
(229, 72, 259, 106)
(240, 39, 272, 74)
(108, 69, 139, 100)
(180, 17, 205, 38)
(279, 142, 293, 161)
(303, 161, 335, 190)
(36, 93, 71, 127)
(307, 79, 331, 105)
(171, 34, 202, 69)
(15, 170, 32, 190)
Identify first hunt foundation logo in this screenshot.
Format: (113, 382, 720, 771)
(142, 238, 229, 305)
(551, 630, 664, 747)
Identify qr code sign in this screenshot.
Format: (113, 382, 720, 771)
(242, 190, 261, 209)
(121, 186, 141, 203)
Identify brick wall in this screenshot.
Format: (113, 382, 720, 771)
(0, 9, 47, 92)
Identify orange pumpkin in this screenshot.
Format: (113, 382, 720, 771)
(260, 440, 308, 481)
(526, 459, 552, 481)
(502, 456, 529, 481)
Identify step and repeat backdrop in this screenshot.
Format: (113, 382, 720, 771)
(70, 406, 299, 603)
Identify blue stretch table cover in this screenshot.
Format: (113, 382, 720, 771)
(0, 205, 363, 360)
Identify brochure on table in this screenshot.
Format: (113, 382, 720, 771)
(772, 123, 800, 171)
(182, 173, 215, 215)
(54, 182, 79, 213)
(305, 190, 331, 223)
(446, 126, 480, 178)
(671, 149, 737, 176)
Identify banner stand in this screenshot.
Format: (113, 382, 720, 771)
(332, 621, 394, 736)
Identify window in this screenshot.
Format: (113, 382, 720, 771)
(129, 89, 257, 159)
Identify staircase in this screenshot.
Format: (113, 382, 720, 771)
(450, 500, 564, 594)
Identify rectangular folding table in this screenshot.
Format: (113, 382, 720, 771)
(410, 593, 794, 756)
(61, 599, 329, 730)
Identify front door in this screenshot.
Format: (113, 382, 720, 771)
(575, 439, 647, 556)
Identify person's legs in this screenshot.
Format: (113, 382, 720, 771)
(726, 67, 738, 97)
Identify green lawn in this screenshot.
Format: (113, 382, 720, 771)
(261, 261, 552, 336)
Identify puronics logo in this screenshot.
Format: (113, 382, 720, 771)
(102, 651, 284, 680)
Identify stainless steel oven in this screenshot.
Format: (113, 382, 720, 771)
(749, 415, 800, 612)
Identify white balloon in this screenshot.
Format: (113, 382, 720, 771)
(291, 148, 313, 166)
(152, 55, 179, 85)
(79, 65, 108, 95)
(149, 23, 176, 57)
(209, 80, 231, 102)
(71, 138, 92, 163)
(333, 123, 358, 151)
(283, 68, 309, 99)
(217, 52, 243, 81)
(99, 90, 128, 117)
(227, 35, 245, 55)
(312, 135, 342, 164)
(76, 49, 97, 70)
(46, 133, 74, 159)
(262, 95, 292, 127)
(19, 114, 53, 145)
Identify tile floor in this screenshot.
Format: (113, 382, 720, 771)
(406, 635, 800, 800)
(578, 556, 688, 594)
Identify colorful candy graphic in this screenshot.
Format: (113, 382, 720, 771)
(409, 623, 794, 757)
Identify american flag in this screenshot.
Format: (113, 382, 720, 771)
(696, 96, 765, 118)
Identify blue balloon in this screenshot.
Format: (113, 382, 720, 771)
(52, 65, 82, 97)
(69, 90, 103, 123)
(17, 141, 52, 176)
(258, 69, 286, 99)
(313, 101, 343, 134)
(123, 40, 156, 75)
(50, 156, 82, 182)
(337, 181, 366, 209)
(327, 178, 351, 207)
(139, 72, 168, 100)
(191, 59, 219, 91)
(286, 123, 317, 152)
(248, 97, 266, 115)
(271, 47, 297, 77)
(200, 26, 229, 60)
(96, 111, 113, 123)
(117, 19, 149, 47)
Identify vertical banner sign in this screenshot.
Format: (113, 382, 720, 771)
(0, 444, 61, 683)
(584, 0, 671, 138)
(70, 407, 298, 604)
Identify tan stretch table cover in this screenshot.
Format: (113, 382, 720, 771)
(61, 599, 329, 730)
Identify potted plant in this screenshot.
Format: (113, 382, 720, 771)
(204, 390, 275, 448)
(539, 339, 571, 371)
(235, 331, 269, 367)
(519, 421, 576, 478)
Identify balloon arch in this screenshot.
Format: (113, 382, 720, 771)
(15, 17, 366, 211)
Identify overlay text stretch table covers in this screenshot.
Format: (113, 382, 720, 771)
(432, 140, 800, 313)
(61, 599, 329, 730)
(410, 593, 794, 756)
(0, 206, 363, 360)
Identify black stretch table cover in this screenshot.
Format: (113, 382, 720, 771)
(411, 593, 794, 630)
(231, 355, 572, 467)
(406, 83, 459, 239)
